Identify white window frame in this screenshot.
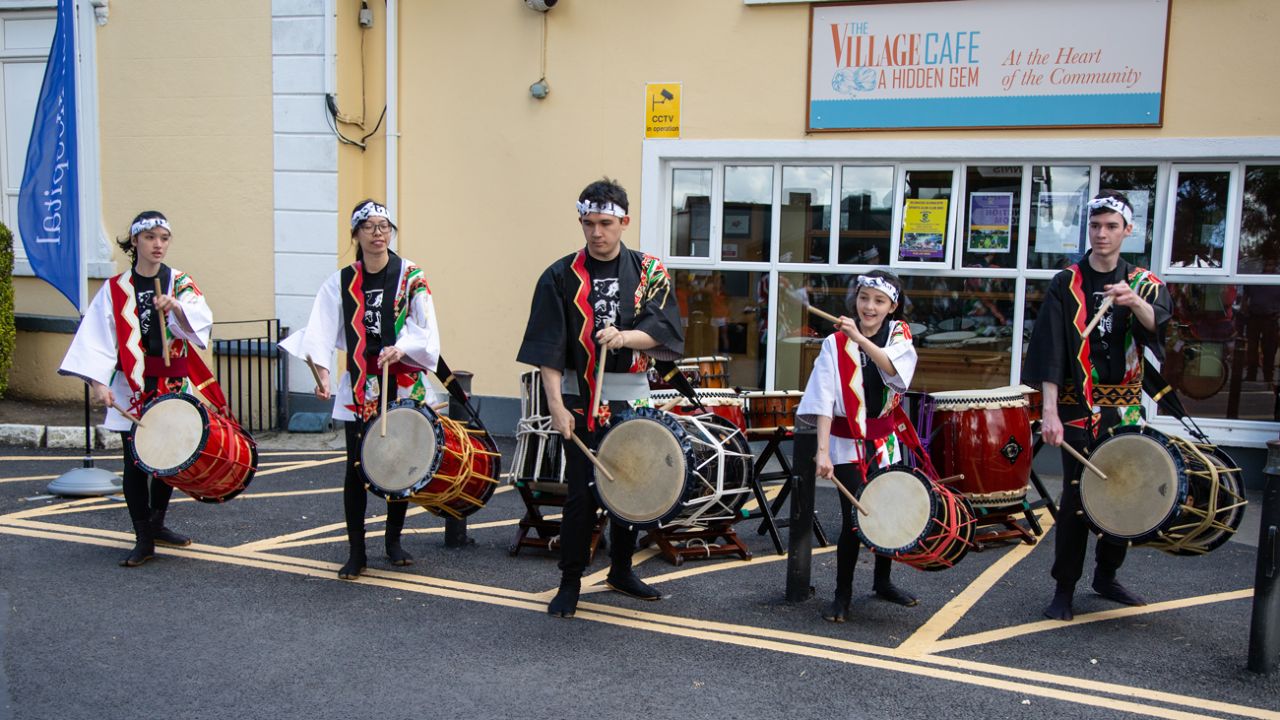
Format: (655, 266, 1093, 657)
(890, 163, 960, 271)
(1160, 163, 1239, 278)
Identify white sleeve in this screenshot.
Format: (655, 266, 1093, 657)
(394, 286, 440, 374)
(880, 321, 917, 394)
(57, 283, 118, 387)
(166, 269, 212, 349)
(278, 272, 344, 371)
(796, 335, 839, 427)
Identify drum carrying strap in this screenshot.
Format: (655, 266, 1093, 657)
(833, 405, 941, 482)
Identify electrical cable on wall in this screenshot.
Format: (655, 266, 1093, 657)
(325, 0, 388, 151)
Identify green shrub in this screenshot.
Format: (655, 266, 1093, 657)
(0, 223, 13, 398)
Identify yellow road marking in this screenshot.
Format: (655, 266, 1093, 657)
(898, 509, 1055, 655)
(0, 474, 60, 485)
(642, 544, 837, 586)
(274, 514, 539, 550)
(0, 455, 124, 462)
(0, 519, 1270, 720)
(573, 548, 662, 598)
(930, 589, 1254, 653)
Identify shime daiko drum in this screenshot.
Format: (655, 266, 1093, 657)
(130, 392, 259, 503)
(1080, 424, 1246, 555)
(359, 399, 500, 519)
(649, 388, 747, 433)
(592, 407, 753, 531)
(853, 464, 976, 571)
(928, 386, 1033, 508)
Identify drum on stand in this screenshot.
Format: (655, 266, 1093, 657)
(928, 387, 1033, 509)
(854, 465, 976, 571)
(648, 364, 703, 391)
(680, 356, 730, 388)
(1080, 424, 1246, 554)
(742, 390, 804, 434)
(130, 392, 259, 503)
(593, 407, 753, 531)
(359, 400, 499, 519)
(649, 388, 747, 432)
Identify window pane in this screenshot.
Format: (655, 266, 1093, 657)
(839, 166, 893, 265)
(961, 165, 1022, 270)
(1163, 281, 1277, 421)
(670, 168, 711, 257)
(1027, 165, 1089, 270)
(1169, 171, 1229, 269)
(723, 166, 773, 262)
(672, 269, 766, 390)
(1240, 165, 1280, 275)
(898, 169, 953, 263)
(1099, 165, 1158, 269)
(775, 272, 1015, 392)
(779, 166, 832, 264)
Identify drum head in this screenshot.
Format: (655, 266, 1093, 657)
(595, 417, 688, 525)
(134, 396, 204, 473)
(1081, 433, 1180, 539)
(360, 406, 440, 493)
(856, 470, 931, 551)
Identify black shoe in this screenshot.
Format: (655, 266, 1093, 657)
(119, 520, 155, 567)
(1043, 588, 1074, 621)
(548, 577, 581, 618)
(822, 595, 852, 623)
(1092, 577, 1146, 606)
(873, 583, 919, 607)
(605, 572, 662, 601)
(385, 539, 414, 567)
(148, 510, 191, 547)
(338, 547, 367, 580)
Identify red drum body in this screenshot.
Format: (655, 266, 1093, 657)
(928, 388, 1033, 508)
(742, 391, 804, 432)
(649, 389, 746, 433)
(854, 465, 975, 571)
(130, 393, 258, 503)
(360, 400, 500, 518)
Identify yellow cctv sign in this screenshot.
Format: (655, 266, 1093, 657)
(645, 83, 681, 139)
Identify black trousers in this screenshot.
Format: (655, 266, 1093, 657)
(1051, 409, 1127, 589)
(558, 401, 637, 580)
(119, 430, 175, 524)
(832, 462, 892, 595)
(343, 421, 409, 545)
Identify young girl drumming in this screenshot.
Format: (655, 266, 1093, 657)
(797, 270, 919, 622)
(59, 211, 213, 567)
(279, 199, 440, 580)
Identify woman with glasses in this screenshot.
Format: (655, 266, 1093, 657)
(280, 199, 441, 580)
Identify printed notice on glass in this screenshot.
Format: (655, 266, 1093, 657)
(900, 198, 948, 260)
(967, 192, 1014, 253)
(1034, 191, 1087, 254)
(1120, 190, 1150, 253)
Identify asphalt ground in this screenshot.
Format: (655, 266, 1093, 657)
(0, 441, 1276, 720)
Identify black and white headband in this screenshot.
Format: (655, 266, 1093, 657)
(575, 200, 627, 218)
(1087, 196, 1133, 226)
(130, 217, 170, 237)
(856, 275, 899, 304)
(351, 201, 393, 229)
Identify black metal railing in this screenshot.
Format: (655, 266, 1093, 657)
(210, 319, 288, 432)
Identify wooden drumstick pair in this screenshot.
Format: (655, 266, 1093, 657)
(581, 322, 617, 482)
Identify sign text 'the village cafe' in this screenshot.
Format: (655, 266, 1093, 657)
(807, 0, 1170, 131)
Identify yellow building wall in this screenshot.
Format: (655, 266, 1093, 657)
(382, 0, 1280, 398)
(10, 0, 274, 401)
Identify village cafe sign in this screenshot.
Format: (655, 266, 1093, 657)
(807, 0, 1170, 131)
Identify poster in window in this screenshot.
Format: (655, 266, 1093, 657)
(724, 208, 751, 238)
(1034, 191, 1086, 254)
(966, 192, 1014, 254)
(899, 199, 948, 260)
(1119, 190, 1150, 253)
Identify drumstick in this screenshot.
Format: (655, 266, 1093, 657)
(1060, 442, 1109, 482)
(594, 322, 611, 420)
(304, 355, 325, 390)
(112, 403, 144, 427)
(153, 278, 170, 367)
(568, 433, 616, 484)
(936, 473, 964, 485)
(380, 361, 389, 438)
(827, 475, 871, 516)
(1081, 296, 1114, 338)
(806, 305, 840, 325)
(657, 397, 682, 412)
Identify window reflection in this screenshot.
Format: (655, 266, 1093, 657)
(779, 166, 832, 264)
(1240, 166, 1280, 275)
(1169, 170, 1229, 269)
(1100, 166, 1158, 269)
(1164, 281, 1279, 421)
(670, 168, 711, 257)
(839, 166, 893, 265)
(671, 269, 765, 390)
(961, 166, 1022, 270)
(1027, 165, 1090, 270)
(723, 166, 773, 262)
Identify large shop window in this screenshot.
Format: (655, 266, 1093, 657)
(723, 166, 773, 262)
(838, 166, 894, 265)
(892, 168, 957, 268)
(1165, 281, 1279, 422)
(669, 168, 711, 258)
(960, 166, 1022, 270)
(780, 166, 833, 264)
(1027, 165, 1090, 271)
(1165, 167, 1235, 273)
(1239, 165, 1280, 276)
(671, 268, 766, 389)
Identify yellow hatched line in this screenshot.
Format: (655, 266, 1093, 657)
(0, 519, 1271, 720)
(897, 508, 1055, 655)
(0, 474, 60, 485)
(274, 514, 538, 550)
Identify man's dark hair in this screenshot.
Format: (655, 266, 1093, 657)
(578, 177, 629, 214)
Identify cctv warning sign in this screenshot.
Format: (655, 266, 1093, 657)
(645, 83, 681, 139)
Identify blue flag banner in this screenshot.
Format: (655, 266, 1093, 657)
(19, 0, 79, 311)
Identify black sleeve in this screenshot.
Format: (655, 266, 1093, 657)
(1134, 281, 1173, 363)
(516, 266, 567, 370)
(631, 259, 684, 361)
(1021, 274, 1066, 388)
